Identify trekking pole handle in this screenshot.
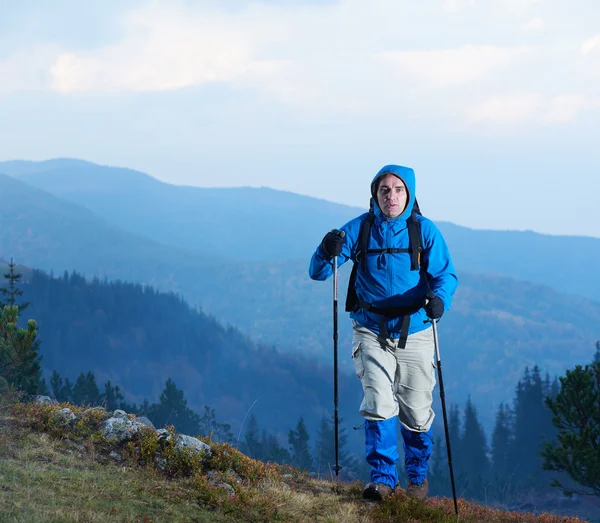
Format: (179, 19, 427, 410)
(332, 231, 345, 300)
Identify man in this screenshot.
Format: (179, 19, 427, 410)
(309, 164, 457, 501)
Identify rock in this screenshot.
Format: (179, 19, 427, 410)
(175, 434, 211, 456)
(101, 416, 145, 443)
(112, 409, 128, 419)
(54, 408, 76, 422)
(156, 429, 170, 443)
(154, 456, 168, 470)
(36, 395, 58, 406)
(210, 481, 235, 497)
(109, 451, 122, 462)
(135, 416, 155, 429)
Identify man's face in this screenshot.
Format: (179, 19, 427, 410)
(376, 174, 408, 218)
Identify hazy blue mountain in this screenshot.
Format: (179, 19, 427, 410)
(2, 164, 599, 430)
(2, 159, 359, 265)
(2, 158, 598, 301)
(0, 172, 220, 282)
(15, 269, 360, 445)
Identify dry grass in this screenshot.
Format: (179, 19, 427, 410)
(0, 394, 590, 523)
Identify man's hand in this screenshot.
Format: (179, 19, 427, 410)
(424, 295, 444, 320)
(321, 229, 344, 258)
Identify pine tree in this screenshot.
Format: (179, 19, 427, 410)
(60, 378, 74, 403)
(263, 432, 292, 464)
(103, 380, 125, 412)
(428, 423, 450, 497)
(490, 403, 512, 478)
(448, 404, 461, 466)
(314, 415, 358, 479)
(0, 259, 29, 310)
(0, 305, 43, 394)
(198, 406, 234, 443)
(458, 397, 490, 500)
(288, 417, 313, 471)
(541, 359, 600, 497)
(593, 341, 600, 364)
(241, 415, 263, 459)
(72, 371, 102, 406)
(147, 378, 200, 435)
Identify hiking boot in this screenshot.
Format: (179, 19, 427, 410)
(362, 482, 393, 501)
(407, 478, 428, 500)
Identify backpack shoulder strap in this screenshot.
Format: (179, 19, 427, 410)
(358, 202, 376, 270)
(345, 202, 375, 312)
(407, 200, 423, 271)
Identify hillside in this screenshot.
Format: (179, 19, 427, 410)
(0, 395, 593, 523)
(14, 269, 361, 446)
(2, 158, 599, 300)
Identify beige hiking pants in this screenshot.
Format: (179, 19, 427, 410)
(352, 321, 436, 432)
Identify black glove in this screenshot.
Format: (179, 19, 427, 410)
(321, 229, 344, 258)
(424, 295, 444, 320)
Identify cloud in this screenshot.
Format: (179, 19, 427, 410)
(468, 93, 592, 125)
(49, 4, 259, 93)
(0, 45, 60, 93)
(1, 0, 597, 128)
(441, 0, 476, 12)
(582, 34, 600, 55)
(522, 17, 544, 30)
(378, 45, 535, 88)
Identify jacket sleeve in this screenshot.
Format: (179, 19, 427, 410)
(308, 215, 363, 281)
(421, 219, 458, 311)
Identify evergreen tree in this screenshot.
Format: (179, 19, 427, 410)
(198, 406, 234, 443)
(428, 423, 450, 497)
(60, 378, 74, 403)
(541, 359, 600, 497)
(314, 415, 358, 479)
(241, 414, 263, 459)
(0, 305, 43, 394)
(448, 404, 461, 468)
(72, 371, 102, 406)
(147, 378, 200, 435)
(103, 380, 125, 412)
(593, 341, 600, 364)
(263, 432, 292, 465)
(457, 397, 490, 500)
(0, 259, 29, 311)
(490, 403, 512, 479)
(288, 417, 313, 471)
(508, 366, 549, 482)
(50, 370, 64, 401)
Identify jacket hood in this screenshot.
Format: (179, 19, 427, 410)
(370, 164, 416, 220)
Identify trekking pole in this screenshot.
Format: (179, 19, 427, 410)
(431, 318, 459, 517)
(332, 231, 345, 478)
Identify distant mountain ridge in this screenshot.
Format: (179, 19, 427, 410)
(2, 165, 599, 430)
(2, 158, 598, 302)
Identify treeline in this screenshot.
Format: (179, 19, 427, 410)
(47, 367, 363, 478)
(2, 261, 599, 505)
(12, 268, 360, 438)
(428, 347, 600, 505)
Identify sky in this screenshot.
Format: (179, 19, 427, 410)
(1, 0, 599, 237)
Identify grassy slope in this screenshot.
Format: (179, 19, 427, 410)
(0, 394, 589, 523)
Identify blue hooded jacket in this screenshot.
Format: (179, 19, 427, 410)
(309, 165, 458, 337)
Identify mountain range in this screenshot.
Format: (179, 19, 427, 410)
(1, 158, 599, 429)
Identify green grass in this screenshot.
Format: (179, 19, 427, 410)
(0, 394, 590, 523)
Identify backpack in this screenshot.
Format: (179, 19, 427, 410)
(345, 198, 424, 315)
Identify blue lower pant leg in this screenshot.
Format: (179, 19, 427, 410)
(401, 426, 433, 485)
(365, 418, 399, 489)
